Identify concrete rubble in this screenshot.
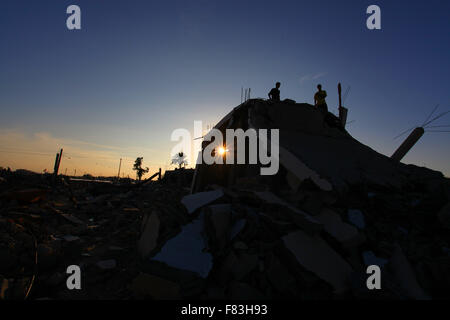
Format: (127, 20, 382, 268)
(0, 100, 450, 300)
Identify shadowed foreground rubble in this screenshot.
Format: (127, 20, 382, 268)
(1, 100, 450, 300)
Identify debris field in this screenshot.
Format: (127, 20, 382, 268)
(1, 100, 450, 300)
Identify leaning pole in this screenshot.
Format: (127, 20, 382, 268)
(391, 127, 425, 162)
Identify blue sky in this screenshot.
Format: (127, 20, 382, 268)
(0, 0, 449, 177)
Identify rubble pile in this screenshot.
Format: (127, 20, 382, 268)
(136, 174, 450, 300)
(1, 100, 450, 300)
(0, 169, 190, 299)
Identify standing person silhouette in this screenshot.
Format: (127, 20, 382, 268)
(314, 84, 328, 112)
(268, 82, 281, 101)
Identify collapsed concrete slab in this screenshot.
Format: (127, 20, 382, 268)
(253, 191, 322, 233)
(181, 189, 224, 214)
(282, 230, 353, 293)
(347, 209, 366, 229)
(191, 99, 444, 193)
(152, 213, 212, 278)
(437, 202, 450, 228)
(315, 209, 363, 248)
(389, 244, 430, 300)
(204, 204, 232, 252)
(138, 211, 160, 259)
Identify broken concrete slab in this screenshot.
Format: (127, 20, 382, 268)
(231, 219, 246, 240)
(437, 202, 450, 228)
(153, 213, 212, 278)
(62, 235, 80, 242)
(278, 146, 333, 192)
(205, 204, 232, 252)
(316, 209, 363, 248)
(389, 244, 430, 300)
(36, 244, 58, 270)
(96, 259, 117, 270)
(181, 189, 224, 214)
(219, 251, 258, 281)
(60, 214, 85, 226)
(362, 251, 388, 268)
(253, 191, 322, 233)
(347, 209, 365, 229)
(138, 211, 160, 259)
(266, 254, 297, 295)
(300, 192, 323, 216)
(286, 171, 301, 193)
(233, 241, 248, 250)
(108, 246, 125, 251)
(282, 230, 353, 293)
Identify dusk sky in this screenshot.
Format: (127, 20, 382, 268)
(0, 0, 449, 177)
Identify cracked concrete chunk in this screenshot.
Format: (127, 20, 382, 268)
(389, 244, 430, 300)
(230, 219, 246, 240)
(205, 204, 232, 251)
(362, 251, 388, 267)
(437, 202, 450, 228)
(279, 146, 333, 191)
(153, 213, 212, 278)
(253, 191, 322, 233)
(138, 211, 160, 259)
(316, 209, 361, 247)
(347, 209, 365, 229)
(286, 171, 301, 192)
(62, 235, 80, 242)
(282, 230, 353, 293)
(181, 189, 224, 214)
(266, 255, 297, 294)
(61, 214, 85, 226)
(96, 259, 117, 270)
(220, 251, 258, 281)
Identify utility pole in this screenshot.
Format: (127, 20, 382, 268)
(53, 153, 59, 175)
(117, 158, 122, 179)
(53, 148, 63, 178)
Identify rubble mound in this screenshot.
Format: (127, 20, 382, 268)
(174, 99, 450, 299)
(1, 100, 449, 300)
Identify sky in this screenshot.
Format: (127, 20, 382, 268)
(0, 0, 449, 178)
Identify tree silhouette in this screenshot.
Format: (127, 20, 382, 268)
(133, 157, 149, 181)
(171, 151, 188, 169)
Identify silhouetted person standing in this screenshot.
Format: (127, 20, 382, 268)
(314, 84, 328, 112)
(268, 82, 281, 101)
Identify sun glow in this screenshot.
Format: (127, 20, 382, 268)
(217, 146, 228, 156)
